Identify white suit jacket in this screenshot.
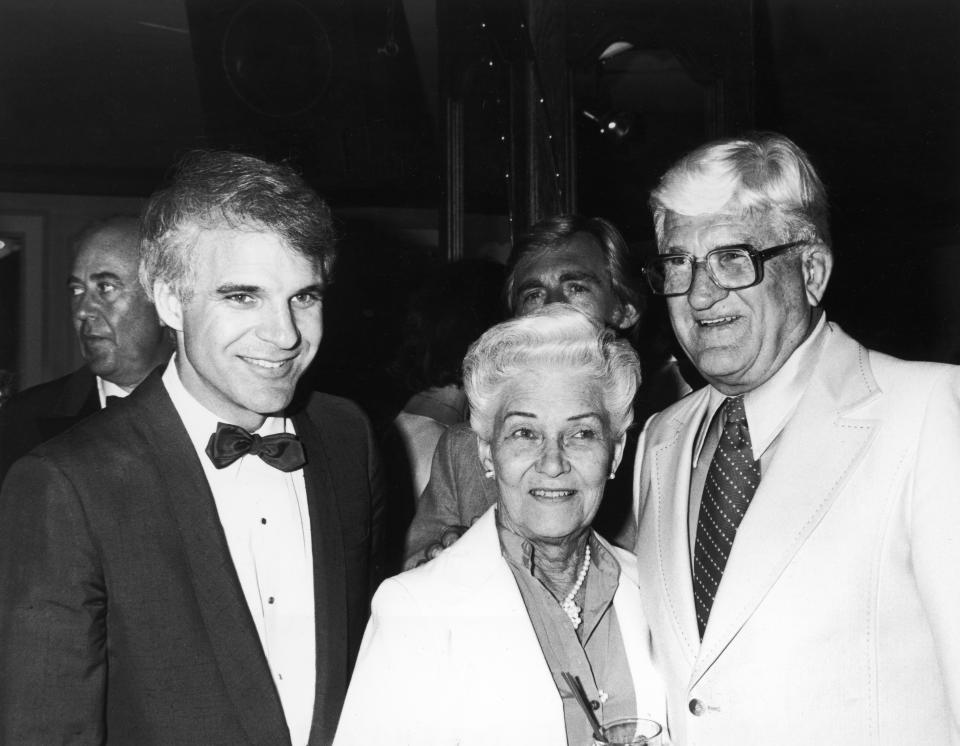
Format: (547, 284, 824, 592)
(633, 322, 960, 745)
(334, 507, 668, 745)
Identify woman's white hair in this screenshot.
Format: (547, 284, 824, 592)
(650, 131, 831, 250)
(463, 305, 641, 441)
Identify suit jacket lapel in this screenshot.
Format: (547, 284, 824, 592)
(446, 510, 567, 743)
(610, 542, 668, 721)
(291, 407, 348, 745)
(132, 372, 291, 745)
(648, 390, 711, 665)
(693, 326, 879, 682)
(38, 367, 100, 440)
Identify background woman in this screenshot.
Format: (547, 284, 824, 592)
(334, 305, 667, 745)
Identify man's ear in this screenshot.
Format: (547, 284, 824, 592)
(612, 302, 640, 331)
(152, 281, 185, 332)
(802, 244, 833, 306)
(477, 437, 494, 476)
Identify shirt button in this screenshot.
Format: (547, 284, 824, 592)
(689, 698, 705, 716)
(268, 596, 275, 604)
(590, 700, 600, 711)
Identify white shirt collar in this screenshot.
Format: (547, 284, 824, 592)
(692, 313, 829, 465)
(162, 356, 314, 742)
(161, 354, 292, 459)
(97, 376, 131, 408)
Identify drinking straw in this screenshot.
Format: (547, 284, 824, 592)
(560, 671, 604, 742)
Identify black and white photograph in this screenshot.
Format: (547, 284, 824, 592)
(0, 0, 957, 743)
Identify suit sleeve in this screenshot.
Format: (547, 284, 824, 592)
(0, 454, 107, 744)
(909, 366, 960, 728)
(401, 426, 471, 570)
(403, 427, 500, 571)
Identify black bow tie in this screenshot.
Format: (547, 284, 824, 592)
(205, 422, 307, 472)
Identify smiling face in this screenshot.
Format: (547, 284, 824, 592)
(153, 226, 324, 430)
(661, 210, 832, 395)
(69, 223, 169, 388)
(511, 232, 638, 329)
(478, 368, 626, 544)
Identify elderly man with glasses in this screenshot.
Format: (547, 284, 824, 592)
(633, 132, 960, 745)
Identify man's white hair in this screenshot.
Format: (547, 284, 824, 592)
(650, 132, 831, 250)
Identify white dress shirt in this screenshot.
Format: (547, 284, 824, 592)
(97, 376, 130, 408)
(162, 358, 316, 745)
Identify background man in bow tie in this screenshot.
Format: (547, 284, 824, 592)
(0, 151, 384, 745)
(633, 132, 960, 744)
(0, 215, 172, 484)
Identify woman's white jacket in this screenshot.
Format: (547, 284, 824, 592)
(333, 507, 668, 745)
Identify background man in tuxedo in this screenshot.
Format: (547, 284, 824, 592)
(0, 151, 384, 745)
(0, 215, 172, 482)
(634, 132, 960, 744)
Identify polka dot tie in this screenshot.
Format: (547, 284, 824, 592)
(693, 396, 760, 639)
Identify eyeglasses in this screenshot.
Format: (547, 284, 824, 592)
(643, 240, 806, 297)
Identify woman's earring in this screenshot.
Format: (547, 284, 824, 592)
(608, 470, 616, 479)
(484, 469, 495, 478)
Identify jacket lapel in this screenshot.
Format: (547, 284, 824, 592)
(132, 372, 291, 745)
(445, 509, 567, 744)
(609, 542, 668, 723)
(692, 326, 879, 682)
(647, 390, 711, 665)
(290, 408, 349, 745)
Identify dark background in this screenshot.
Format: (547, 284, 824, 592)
(1, 0, 958, 413)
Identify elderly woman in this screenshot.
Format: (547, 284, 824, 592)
(334, 305, 667, 745)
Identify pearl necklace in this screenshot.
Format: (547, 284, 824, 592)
(560, 544, 591, 629)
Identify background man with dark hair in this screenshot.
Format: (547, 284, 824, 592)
(0, 215, 172, 483)
(0, 151, 384, 745)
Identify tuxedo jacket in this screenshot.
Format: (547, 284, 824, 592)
(335, 507, 667, 745)
(0, 366, 99, 485)
(0, 370, 385, 745)
(633, 322, 960, 745)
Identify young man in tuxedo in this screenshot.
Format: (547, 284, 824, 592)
(0, 151, 384, 745)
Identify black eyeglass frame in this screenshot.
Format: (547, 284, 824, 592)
(643, 240, 807, 297)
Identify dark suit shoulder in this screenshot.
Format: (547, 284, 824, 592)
(17, 373, 168, 477)
(298, 392, 380, 495)
(0, 368, 99, 482)
(305, 391, 367, 422)
(301, 391, 373, 435)
(21, 401, 140, 472)
(0, 368, 92, 419)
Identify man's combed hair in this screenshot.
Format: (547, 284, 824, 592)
(138, 150, 336, 302)
(503, 214, 643, 329)
(463, 305, 641, 441)
(650, 132, 831, 251)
